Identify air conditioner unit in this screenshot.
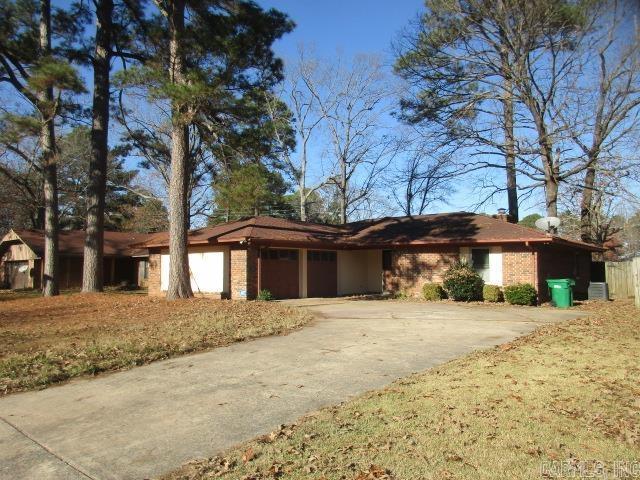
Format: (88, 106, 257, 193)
(588, 282, 609, 301)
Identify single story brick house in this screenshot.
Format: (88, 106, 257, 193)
(0, 229, 152, 290)
(139, 212, 601, 302)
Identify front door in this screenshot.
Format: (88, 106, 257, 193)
(260, 248, 299, 299)
(307, 250, 337, 297)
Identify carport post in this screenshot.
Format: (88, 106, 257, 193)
(300, 248, 307, 298)
(257, 246, 262, 294)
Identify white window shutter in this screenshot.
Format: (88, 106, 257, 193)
(489, 246, 503, 286)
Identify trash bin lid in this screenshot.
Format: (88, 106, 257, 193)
(546, 278, 575, 287)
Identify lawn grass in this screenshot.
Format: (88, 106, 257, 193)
(0, 292, 312, 395)
(162, 301, 640, 480)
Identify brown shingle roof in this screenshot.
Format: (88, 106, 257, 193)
(140, 216, 345, 248)
(138, 213, 602, 252)
(4, 230, 154, 257)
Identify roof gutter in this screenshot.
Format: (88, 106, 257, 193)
(137, 234, 604, 252)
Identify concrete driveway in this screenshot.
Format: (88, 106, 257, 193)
(0, 300, 583, 480)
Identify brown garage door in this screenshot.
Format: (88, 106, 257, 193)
(5, 261, 30, 289)
(307, 250, 337, 297)
(260, 249, 299, 299)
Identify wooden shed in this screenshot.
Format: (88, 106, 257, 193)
(0, 229, 152, 290)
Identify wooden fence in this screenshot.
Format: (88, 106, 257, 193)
(605, 258, 640, 307)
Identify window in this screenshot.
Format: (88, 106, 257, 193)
(382, 250, 392, 271)
(471, 248, 490, 282)
(261, 249, 298, 261)
(307, 250, 336, 262)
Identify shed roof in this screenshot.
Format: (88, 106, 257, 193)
(1, 229, 153, 258)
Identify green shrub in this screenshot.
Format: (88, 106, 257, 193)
(503, 283, 537, 306)
(442, 262, 484, 301)
(422, 283, 445, 301)
(483, 284, 503, 303)
(394, 290, 409, 300)
(256, 289, 274, 301)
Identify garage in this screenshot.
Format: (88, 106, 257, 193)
(307, 250, 337, 297)
(260, 248, 299, 299)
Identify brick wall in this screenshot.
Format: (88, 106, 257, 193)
(383, 246, 459, 297)
(502, 245, 537, 287)
(384, 244, 543, 299)
(230, 247, 247, 299)
(148, 251, 161, 296)
(229, 246, 258, 300)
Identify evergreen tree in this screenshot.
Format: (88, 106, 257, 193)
(395, 0, 589, 221)
(0, 0, 84, 295)
(56, 127, 145, 231)
(518, 213, 543, 229)
(55, 0, 148, 291)
(211, 162, 291, 222)
(119, 0, 293, 298)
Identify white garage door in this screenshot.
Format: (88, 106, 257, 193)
(160, 251, 225, 293)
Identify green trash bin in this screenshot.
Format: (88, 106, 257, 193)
(546, 278, 575, 308)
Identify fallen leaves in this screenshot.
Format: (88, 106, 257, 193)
(353, 465, 395, 479)
(0, 293, 312, 394)
(158, 301, 640, 480)
(242, 448, 256, 463)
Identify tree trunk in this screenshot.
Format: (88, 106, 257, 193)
(299, 174, 307, 221)
(39, 0, 59, 297)
(83, 0, 113, 293)
(530, 108, 559, 220)
(544, 176, 558, 219)
(580, 163, 596, 243)
(502, 72, 518, 222)
(542, 142, 559, 220)
(339, 157, 347, 224)
(35, 206, 45, 229)
(166, 0, 193, 299)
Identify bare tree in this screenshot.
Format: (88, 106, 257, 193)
(304, 54, 398, 224)
(556, 3, 640, 243)
(265, 51, 328, 221)
(395, 0, 601, 221)
(392, 136, 459, 216)
(117, 97, 217, 227)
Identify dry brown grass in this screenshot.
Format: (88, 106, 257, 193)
(0, 292, 312, 395)
(162, 301, 640, 480)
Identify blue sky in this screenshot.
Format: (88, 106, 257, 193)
(47, 0, 538, 218)
(258, 0, 422, 59)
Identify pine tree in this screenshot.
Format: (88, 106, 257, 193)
(395, 0, 588, 220)
(211, 162, 291, 221)
(119, 0, 293, 299)
(0, 0, 84, 296)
